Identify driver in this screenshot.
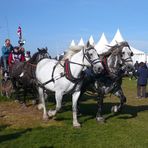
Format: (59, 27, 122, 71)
(1, 39, 13, 72)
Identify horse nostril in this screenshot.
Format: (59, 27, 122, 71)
(98, 67, 102, 72)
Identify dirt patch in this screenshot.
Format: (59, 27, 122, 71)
(0, 102, 63, 129)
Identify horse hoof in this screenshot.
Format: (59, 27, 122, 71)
(96, 117, 105, 123)
(111, 106, 118, 113)
(48, 110, 55, 117)
(32, 100, 36, 105)
(43, 115, 48, 121)
(38, 104, 43, 110)
(21, 103, 27, 109)
(73, 123, 81, 128)
(14, 99, 19, 103)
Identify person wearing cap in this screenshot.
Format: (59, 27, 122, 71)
(25, 51, 31, 61)
(18, 40, 25, 57)
(136, 62, 148, 99)
(1, 39, 13, 72)
(8, 46, 25, 67)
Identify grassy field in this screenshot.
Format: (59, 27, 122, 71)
(0, 78, 148, 148)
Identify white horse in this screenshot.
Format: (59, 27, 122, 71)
(36, 44, 104, 127)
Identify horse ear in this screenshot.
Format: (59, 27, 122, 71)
(45, 47, 48, 51)
(115, 40, 119, 45)
(86, 41, 90, 48)
(37, 48, 41, 52)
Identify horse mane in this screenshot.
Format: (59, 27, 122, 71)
(62, 45, 83, 60)
(99, 41, 129, 57)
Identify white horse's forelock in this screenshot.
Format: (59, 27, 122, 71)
(63, 45, 83, 60)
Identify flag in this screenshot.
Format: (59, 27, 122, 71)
(17, 26, 22, 39)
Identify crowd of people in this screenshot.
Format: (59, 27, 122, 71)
(1, 39, 31, 74)
(134, 61, 148, 99)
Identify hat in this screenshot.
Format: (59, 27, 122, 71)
(26, 51, 30, 54)
(13, 46, 19, 50)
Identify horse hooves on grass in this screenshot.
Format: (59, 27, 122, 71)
(96, 117, 105, 123)
(73, 125, 81, 128)
(43, 115, 49, 121)
(73, 123, 81, 128)
(111, 106, 118, 113)
(20, 103, 28, 109)
(37, 104, 44, 110)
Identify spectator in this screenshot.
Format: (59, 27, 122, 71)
(145, 61, 148, 68)
(1, 39, 13, 72)
(134, 61, 139, 72)
(136, 62, 148, 99)
(25, 51, 31, 61)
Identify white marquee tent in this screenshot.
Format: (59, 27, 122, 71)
(95, 33, 109, 54)
(88, 35, 95, 46)
(69, 29, 146, 64)
(70, 40, 76, 47)
(78, 37, 85, 47)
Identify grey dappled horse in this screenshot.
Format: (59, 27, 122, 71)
(80, 41, 134, 122)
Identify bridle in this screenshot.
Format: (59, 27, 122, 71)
(82, 47, 102, 67)
(102, 43, 133, 78)
(119, 44, 133, 63)
(62, 47, 102, 68)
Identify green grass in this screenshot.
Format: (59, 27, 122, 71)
(0, 78, 148, 148)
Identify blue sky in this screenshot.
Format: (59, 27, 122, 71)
(0, 0, 148, 56)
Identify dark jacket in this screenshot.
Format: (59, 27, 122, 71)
(137, 64, 148, 86)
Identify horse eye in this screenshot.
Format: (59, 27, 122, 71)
(122, 52, 125, 54)
(131, 52, 133, 56)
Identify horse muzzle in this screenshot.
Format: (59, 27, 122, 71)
(93, 64, 104, 74)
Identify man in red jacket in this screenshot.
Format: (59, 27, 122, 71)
(8, 46, 25, 67)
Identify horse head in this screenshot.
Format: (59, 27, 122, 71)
(102, 41, 134, 77)
(37, 47, 51, 60)
(83, 42, 104, 74)
(116, 41, 134, 73)
(29, 47, 50, 64)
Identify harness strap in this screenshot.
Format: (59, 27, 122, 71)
(41, 64, 57, 86)
(102, 56, 109, 74)
(101, 56, 119, 78)
(64, 59, 84, 83)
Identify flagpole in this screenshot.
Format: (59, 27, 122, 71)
(5, 16, 10, 38)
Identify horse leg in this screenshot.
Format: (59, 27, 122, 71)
(21, 88, 27, 108)
(11, 79, 19, 102)
(96, 94, 105, 122)
(48, 91, 63, 117)
(111, 87, 126, 113)
(72, 91, 81, 127)
(37, 87, 48, 120)
(95, 81, 105, 122)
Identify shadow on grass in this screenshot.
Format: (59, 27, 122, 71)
(40, 146, 54, 148)
(54, 101, 148, 124)
(0, 124, 10, 131)
(81, 102, 148, 123)
(0, 128, 32, 143)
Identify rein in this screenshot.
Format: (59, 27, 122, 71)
(122, 57, 133, 63)
(64, 59, 84, 83)
(101, 54, 121, 78)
